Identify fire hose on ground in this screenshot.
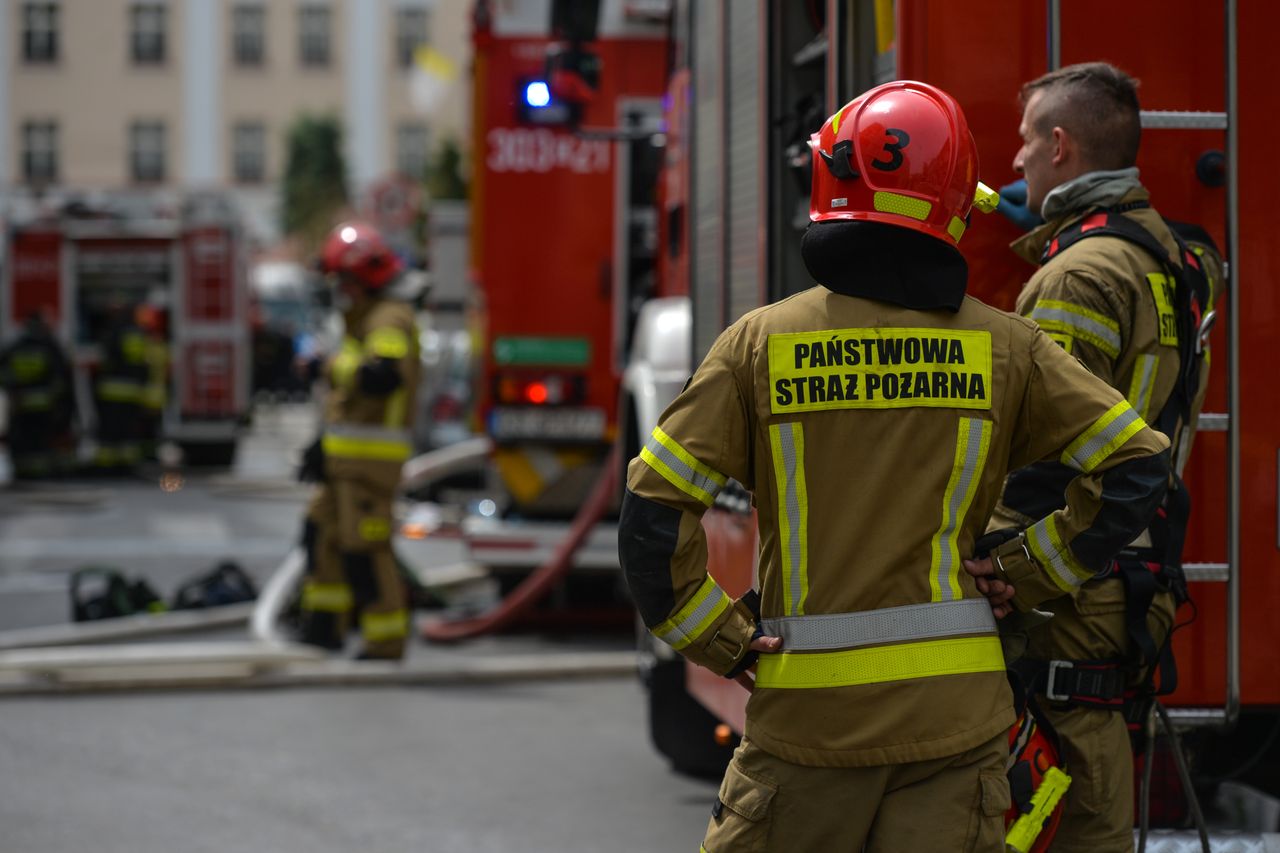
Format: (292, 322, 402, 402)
(421, 442, 621, 643)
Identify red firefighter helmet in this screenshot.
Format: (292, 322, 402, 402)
(810, 80, 986, 245)
(319, 221, 404, 289)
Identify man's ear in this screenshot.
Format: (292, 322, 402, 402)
(1050, 126, 1073, 168)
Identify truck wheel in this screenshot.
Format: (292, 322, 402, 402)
(647, 657, 737, 780)
(180, 441, 238, 468)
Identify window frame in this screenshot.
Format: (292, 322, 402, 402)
(129, 121, 167, 184)
(130, 2, 168, 66)
(298, 4, 331, 68)
(396, 123, 430, 179)
(231, 3, 266, 67)
(231, 121, 267, 184)
(22, 120, 59, 184)
(394, 7, 429, 69)
(22, 2, 59, 64)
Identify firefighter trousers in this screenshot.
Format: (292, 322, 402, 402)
(700, 732, 1010, 853)
(299, 473, 408, 659)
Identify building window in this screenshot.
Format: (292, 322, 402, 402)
(232, 122, 266, 183)
(232, 4, 265, 66)
(395, 7, 429, 69)
(22, 3, 59, 64)
(130, 3, 167, 65)
(299, 5, 331, 68)
(22, 121, 59, 184)
(130, 121, 166, 183)
(396, 124, 429, 179)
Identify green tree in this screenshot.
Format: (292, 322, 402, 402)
(281, 115, 349, 251)
(425, 137, 468, 201)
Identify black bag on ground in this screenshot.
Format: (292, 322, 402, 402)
(171, 560, 258, 610)
(70, 566, 166, 622)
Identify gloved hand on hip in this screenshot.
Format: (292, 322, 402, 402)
(997, 179, 1044, 232)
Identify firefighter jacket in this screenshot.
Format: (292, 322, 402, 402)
(95, 321, 149, 405)
(619, 283, 1170, 768)
(996, 185, 1222, 528)
(322, 297, 420, 483)
(0, 326, 73, 418)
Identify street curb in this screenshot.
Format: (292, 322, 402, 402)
(0, 649, 638, 696)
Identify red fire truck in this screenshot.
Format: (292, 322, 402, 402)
(462, 0, 667, 574)
(624, 0, 1279, 835)
(1, 191, 251, 466)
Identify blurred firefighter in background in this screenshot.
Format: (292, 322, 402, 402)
(296, 221, 421, 660)
(0, 311, 76, 478)
(92, 299, 148, 473)
(135, 302, 170, 461)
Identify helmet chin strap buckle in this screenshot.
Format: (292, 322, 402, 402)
(820, 140, 860, 181)
(973, 181, 1001, 214)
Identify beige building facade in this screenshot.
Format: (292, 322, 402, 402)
(1, 0, 471, 241)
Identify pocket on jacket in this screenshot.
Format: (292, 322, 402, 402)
(702, 759, 777, 853)
(1073, 579, 1127, 617)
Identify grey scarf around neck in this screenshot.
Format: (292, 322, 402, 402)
(1039, 167, 1142, 220)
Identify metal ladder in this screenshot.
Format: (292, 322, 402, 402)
(1047, 0, 1240, 729)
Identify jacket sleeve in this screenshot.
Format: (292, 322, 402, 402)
(358, 309, 415, 397)
(993, 325, 1170, 611)
(618, 324, 757, 676)
(1017, 268, 1131, 386)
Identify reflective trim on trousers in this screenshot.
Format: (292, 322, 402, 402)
(754, 635, 1006, 689)
(653, 574, 731, 651)
(769, 421, 809, 616)
(930, 417, 992, 602)
(760, 599, 997, 652)
(301, 582, 354, 613)
(360, 609, 408, 642)
(96, 379, 144, 403)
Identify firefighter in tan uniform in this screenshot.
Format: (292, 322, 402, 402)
(297, 222, 420, 660)
(618, 81, 1173, 852)
(989, 63, 1224, 851)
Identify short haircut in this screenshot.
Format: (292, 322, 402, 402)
(1020, 62, 1141, 170)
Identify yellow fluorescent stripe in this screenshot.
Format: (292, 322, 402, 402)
(931, 418, 993, 602)
(873, 191, 932, 221)
(361, 609, 408, 642)
(640, 446, 715, 506)
(1080, 414, 1145, 472)
(302, 582, 353, 613)
(1025, 527, 1077, 593)
(769, 423, 811, 615)
(755, 636, 1005, 689)
(322, 434, 412, 462)
(947, 215, 966, 243)
(384, 387, 408, 429)
(654, 575, 731, 650)
(1046, 332, 1075, 354)
(1061, 401, 1137, 471)
(1127, 354, 1159, 420)
(652, 427, 727, 488)
(1043, 514, 1093, 581)
(1035, 299, 1119, 333)
(365, 327, 410, 359)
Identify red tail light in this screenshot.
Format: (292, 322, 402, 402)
(493, 372, 585, 406)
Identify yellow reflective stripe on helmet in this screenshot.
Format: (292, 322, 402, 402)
(365, 326, 410, 360)
(1006, 766, 1072, 853)
(930, 417, 992, 602)
(302, 582, 353, 613)
(639, 426, 726, 507)
(653, 574, 731, 651)
(831, 106, 844, 136)
(1061, 400, 1146, 472)
(97, 379, 144, 402)
(755, 635, 1005, 689)
(1026, 514, 1094, 591)
(873, 191, 932, 221)
(946, 216, 966, 243)
(1028, 300, 1121, 359)
(770, 421, 810, 615)
(1127, 353, 1159, 420)
(360, 609, 408, 642)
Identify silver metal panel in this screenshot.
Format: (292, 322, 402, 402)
(1141, 110, 1229, 130)
(690, 0, 724, 362)
(1198, 412, 1230, 431)
(724, 0, 763, 326)
(1183, 562, 1230, 582)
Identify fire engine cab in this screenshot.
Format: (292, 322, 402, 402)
(1, 191, 251, 466)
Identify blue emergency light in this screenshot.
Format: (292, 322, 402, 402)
(524, 81, 552, 108)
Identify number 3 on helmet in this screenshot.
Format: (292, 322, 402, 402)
(809, 80, 999, 245)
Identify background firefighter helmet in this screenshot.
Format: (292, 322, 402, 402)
(810, 80, 981, 245)
(319, 221, 405, 290)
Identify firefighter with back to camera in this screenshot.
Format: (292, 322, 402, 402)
(617, 80, 1173, 851)
(296, 221, 421, 661)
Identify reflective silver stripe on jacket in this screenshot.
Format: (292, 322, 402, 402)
(324, 423, 412, 443)
(760, 598, 997, 652)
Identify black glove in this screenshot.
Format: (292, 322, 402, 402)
(297, 436, 325, 483)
